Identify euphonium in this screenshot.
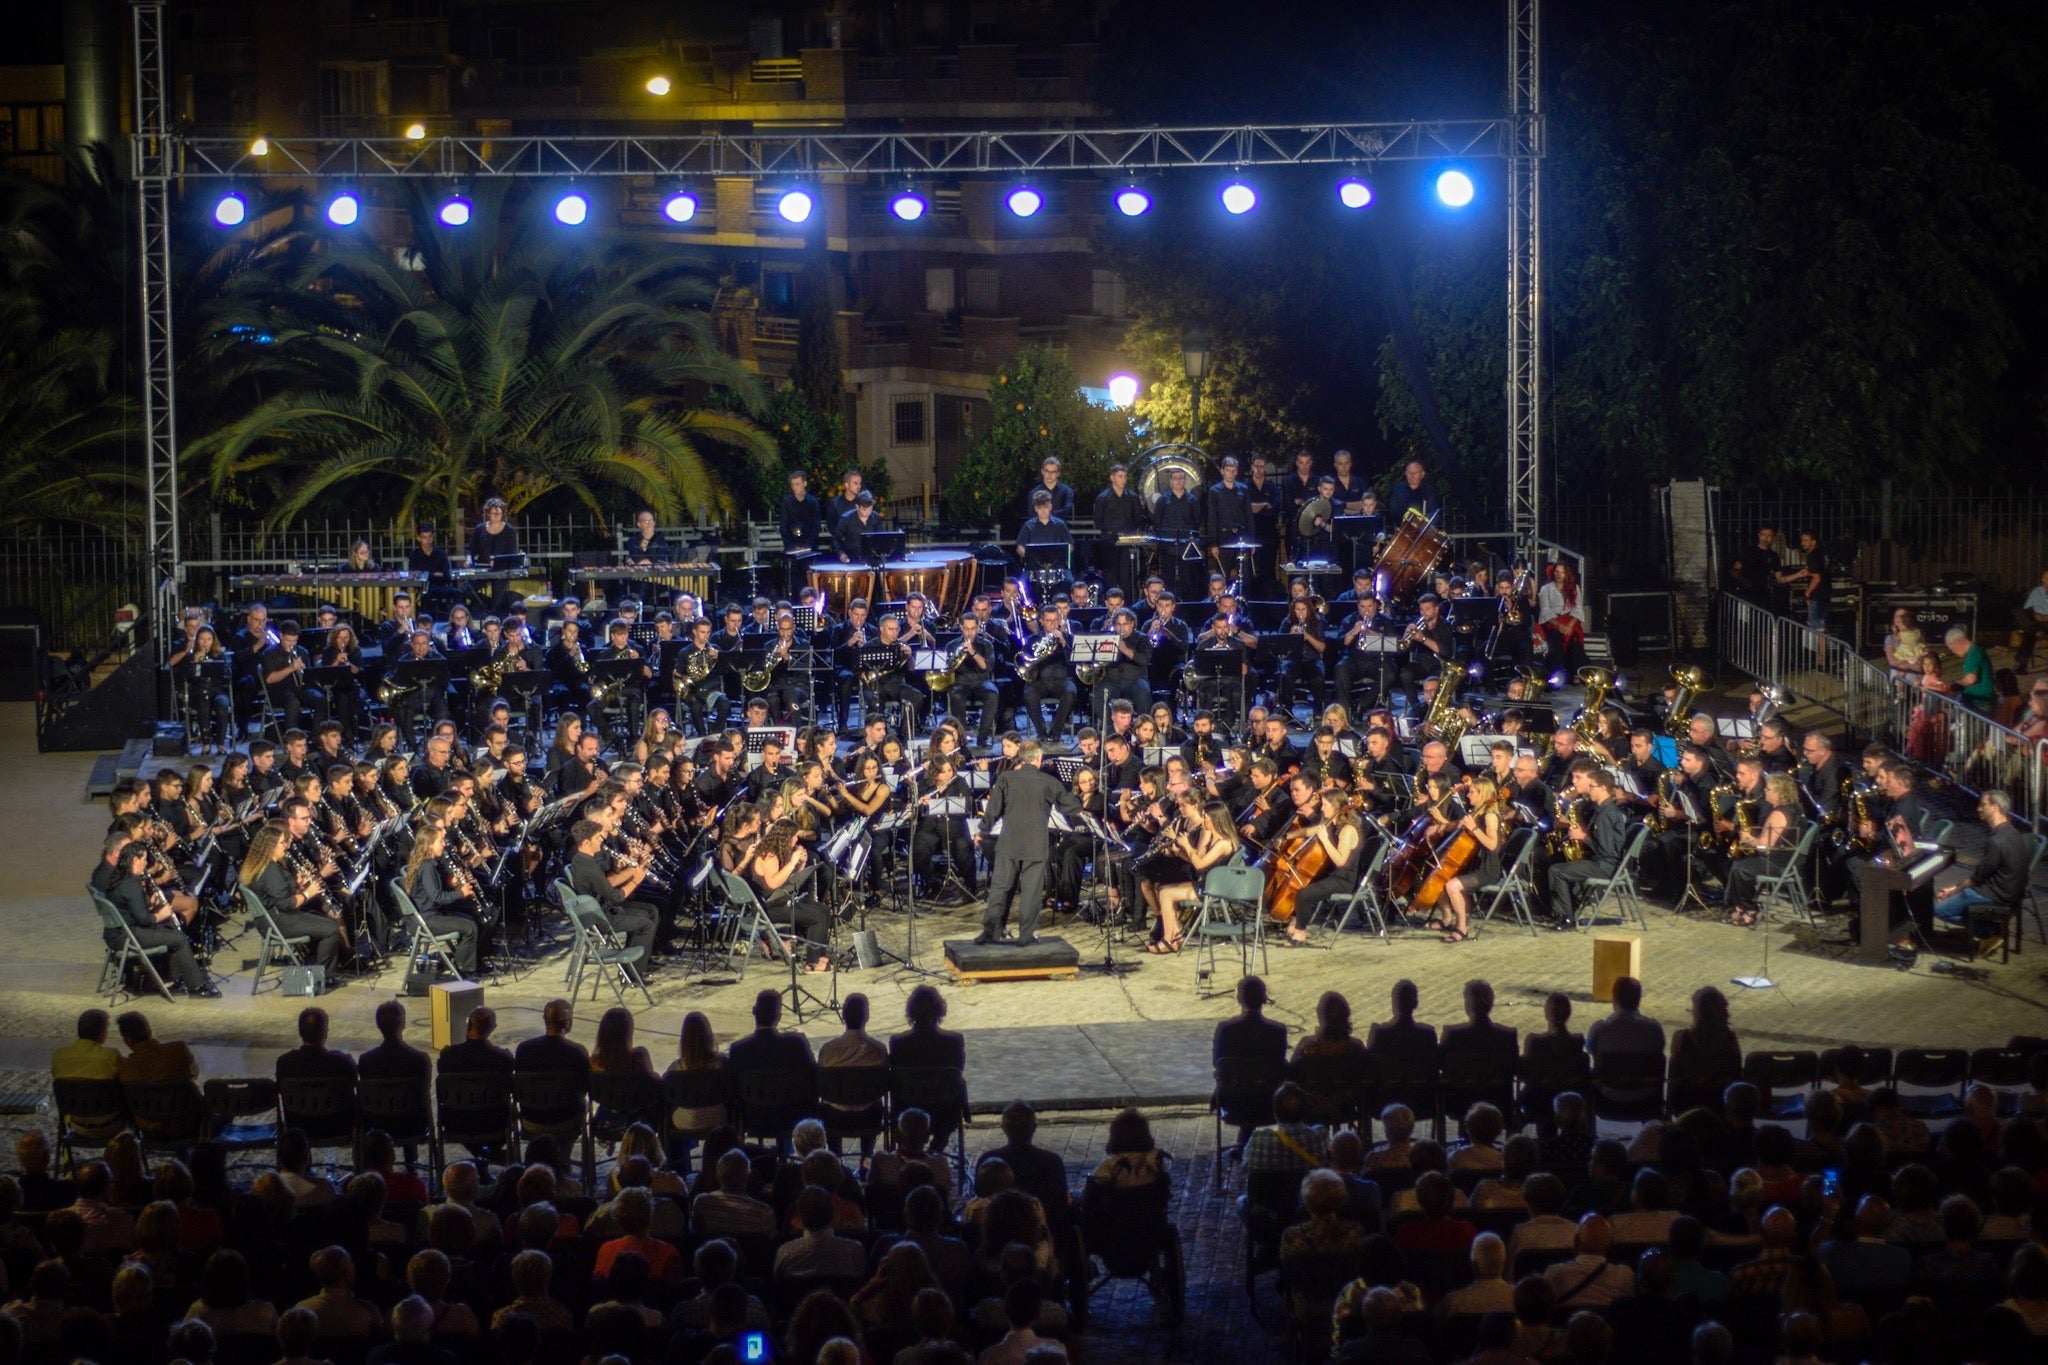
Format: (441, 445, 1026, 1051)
(472, 657, 510, 692)
(376, 676, 421, 706)
(1666, 663, 1708, 739)
(1571, 666, 1616, 744)
(1419, 667, 1468, 746)
(925, 642, 973, 693)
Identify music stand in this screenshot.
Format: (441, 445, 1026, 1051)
(588, 655, 644, 740)
(1077, 809, 1140, 977)
(859, 529, 906, 568)
(1023, 542, 1073, 598)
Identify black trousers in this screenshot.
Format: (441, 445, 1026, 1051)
(1093, 668, 1151, 727)
(983, 853, 1050, 942)
(272, 908, 344, 967)
(1023, 670, 1076, 740)
(913, 819, 976, 891)
(112, 925, 207, 990)
(268, 684, 327, 731)
(417, 911, 478, 974)
(940, 674, 1002, 743)
(1546, 860, 1608, 920)
(608, 900, 659, 959)
(678, 684, 725, 736)
(1292, 872, 1357, 927)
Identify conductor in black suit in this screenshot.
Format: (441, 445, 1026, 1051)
(1212, 975, 1289, 1143)
(973, 740, 1083, 946)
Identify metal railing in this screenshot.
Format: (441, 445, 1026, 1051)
(0, 528, 149, 653)
(1719, 591, 2046, 832)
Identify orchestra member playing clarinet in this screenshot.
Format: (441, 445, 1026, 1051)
(974, 740, 1082, 948)
(400, 826, 480, 975)
(239, 821, 344, 969)
(94, 837, 217, 996)
(1142, 792, 1239, 954)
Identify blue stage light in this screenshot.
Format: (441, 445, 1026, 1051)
(1006, 186, 1043, 218)
(437, 196, 472, 227)
(1338, 178, 1373, 210)
(1113, 186, 1151, 217)
(1220, 181, 1257, 215)
(212, 193, 246, 227)
(777, 189, 815, 224)
(662, 189, 698, 223)
(1436, 169, 1476, 208)
(889, 190, 927, 222)
(325, 192, 360, 227)
(554, 192, 589, 226)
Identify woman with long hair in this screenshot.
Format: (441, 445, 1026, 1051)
(1148, 795, 1241, 953)
(1292, 991, 1367, 1064)
(320, 624, 367, 739)
(1285, 786, 1367, 944)
(665, 1011, 729, 1164)
(170, 623, 234, 750)
(546, 711, 584, 777)
(1724, 773, 1802, 928)
(378, 754, 417, 812)
(238, 822, 343, 968)
(1669, 985, 1743, 1112)
(1279, 595, 1329, 711)
(634, 708, 672, 766)
(591, 1006, 657, 1080)
(1537, 563, 1590, 675)
(398, 825, 480, 974)
(1434, 774, 1505, 944)
(342, 539, 378, 572)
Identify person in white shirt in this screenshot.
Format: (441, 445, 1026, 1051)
(1540, 1214, 1636, 1310)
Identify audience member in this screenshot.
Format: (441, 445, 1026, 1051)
(1438, 1232, 1515, 1318)
(1246, 1083, 1330, 1178)
(1213, 975, 1289, 1143)
(277, 1007, 358, 1084)
(1540, 1214, 1634, 1309)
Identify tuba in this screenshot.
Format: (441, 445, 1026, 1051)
(1666, 663, 1707, 739)
(1570, 666, 1615, 745)
(1419, 667, 1470, 747)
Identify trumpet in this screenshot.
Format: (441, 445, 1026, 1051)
(1399, 619, 1427, 648)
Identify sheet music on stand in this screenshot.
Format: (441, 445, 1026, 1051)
(791, 605, 825, 633)
(744, 726, 797, 763)
(1355, 635, 1406, 655)
(1612, 768, 1646, 799)
(1458, 734, 1521, 768)
(345, 818, 397, 896)
(1718, 717, 1758, 741)
(924, 797, 969, 817)
(627, 624, 660, 653)
(1677, 788, 1704, 823)
(1050, 755, 1088, 784)
(1142, 745, 1172, 768)
(909, 647, 950, 675)
(967, 816, 1001, 839)
(1071, 632, 1118, 667)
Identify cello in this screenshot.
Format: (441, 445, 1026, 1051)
(1257, 810, 1330, 923)
(1384, 774, 1463, 903)
(1411, 781, 1504, 914)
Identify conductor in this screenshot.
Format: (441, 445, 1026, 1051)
(973, 740, 1082, 947)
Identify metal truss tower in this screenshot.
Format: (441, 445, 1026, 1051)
(132, 1, 180, 660)
(1507, 0, 1544, 560)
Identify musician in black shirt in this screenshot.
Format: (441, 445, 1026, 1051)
(674, 618, 726, 736)
(261, 621, 324, 732)
(1204, 456, 1253, 569)
(467, 497, 520, 566)
(1094, 609, 1154, 726)
(864, 614, 922, 729)
(936, 615, 1001, 746)
(1385, 459, 1443, 526)
(1026, 457, 1076, 523)
(567, 818, 659, 959)
(406, 525, 453, 583)
(621, 509, 673, 565)
(1245, 455, 1282, 584)
(834, 491, 883, 562)
(591, 619, 650, 738)
(1014, 490, 1074, 573)
(1279, 448, 1321, 528)
(1397, 594, 1455, 713)
(1094, 463, 1149, 596)
(1150, 466, 1203, 601)
(825, 469, 865, 533)
(1019, 605, 1076, 742)
(95, 837, 215, 994)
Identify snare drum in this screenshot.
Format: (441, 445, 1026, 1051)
(808, 563, 877, 615)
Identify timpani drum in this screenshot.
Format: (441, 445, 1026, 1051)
(879, 557, 953, 612)
(1371, 508, 1449, 601)
(807, 562, 877, 614)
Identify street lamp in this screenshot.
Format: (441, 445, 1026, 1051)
(1181, 328, 1212, 444)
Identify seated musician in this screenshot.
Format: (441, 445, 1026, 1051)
(399, 826, 481, 975)
(901, 593, 942, 651)
(1284, 786, 1367, 944)
(317, 624, 366, 740)
(910, 755, 976, 899)
(674, 617, 726, 737)
(1251, 715, 1301, 775)
(392, 628, 451, 734)
(1014, 489, 1073, 569)
(623, 508, 673, 566)
(1278, 597, 1329, 711)
(864, 614, 922, 729)
(749, 801, 834, 970)
(94, 837, 216, 996)
(1543, 769, 1627, 929)
(1646, 743, 1718, 899)
(1094, 609, 1154, 728)
(828, 598, 876, 728)
(1429, 773, 1507, 944)
(834, 491, 882, 563)
(406, 525, 453, 584)
(239, 819, 344, 969)
(1539, 728, 1583, 791)
(1189, 612, 1252, 718)
(1301, 727, 1353, 787)
(1724, 773, 1803, 928)
(1397, 594, 1454, 717)
(262, 620, 325, 732)
(1755, 720, 1798, 775)
(566, 817, 658, 962)
(1019, 604, 1076, 743)
(170, 621, 235, 750)
(545, 620, 594, 714)
(441, 603, 482, 654)
(936, 615, 1001, 747)
(1489, 572, 1536, 669)
(591, 619, 651, 738)
(1916, 789, 2031, 948)
(491, 619, 546, 734)
(1235, 757, 1292, 847)
(1142, 791, 1240, 955)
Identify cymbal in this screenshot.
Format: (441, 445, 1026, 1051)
(1220, 540, 1263, 551)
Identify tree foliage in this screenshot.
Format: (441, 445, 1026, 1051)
(187, 183, 776, 533)
(944, 344, 1143, 527)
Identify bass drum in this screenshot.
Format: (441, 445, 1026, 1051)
(1134, 442, 1210, 505)
(807, 563, 877, 614)
(1371, 507, 1449, 601)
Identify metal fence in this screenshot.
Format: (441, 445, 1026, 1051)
(1718, 592, 2046, 833)
(0, 528, 149, 653)
(1713, 486, 2048, 597)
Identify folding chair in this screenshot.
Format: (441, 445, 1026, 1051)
(356, 1076, 440, 1182)
(715, 870, 793, 980)
(588, 1068, 667, 1153)
(1209, 1055, 1288, 1189)
(555, 883, 654, 1007)
(1967, 1048, 2037, 1118)
(201, 1078, 281, 1158)
(1752, 822, 1824, 930)
(388, 881, 464, 982)
(1576, 824, 1651, 929)
(51, 1078, 129, 1173)
(88, 887, 175, 1004)
(662, 1068, 735, 1155)
(1189, 862, 1269, 986)
(123, 1081, 209, 1162)
(511, 1070, 595, 1189)
(436, 1072, 518, 1164)
(1326, 841, 1395, 938)
(816, 1066, 894, 1154)
(1893, 1047, 1969, 1120)
(1475, 828, 1541, 936)
(734, 1067, 817, 1150)
(1740, 1050, 1819, 1123)
(890, 1065, 970, 1182)
(278, 1075, 360, 1166)
(1590, 1050, 1667, 1127)
(1293, 1051, 1369, 1129)
(237, 885, 311, 995)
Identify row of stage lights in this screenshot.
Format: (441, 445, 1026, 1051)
(209, 168, 1480, 230)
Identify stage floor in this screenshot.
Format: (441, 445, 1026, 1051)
(8, 701, 2048, 1117)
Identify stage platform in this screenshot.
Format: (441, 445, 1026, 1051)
(8, 699, 2048, 1132)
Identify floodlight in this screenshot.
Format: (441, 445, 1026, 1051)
(1107, 374, 1140, 409)
(1338, 178, 1373, 209)
(662, 189, 699, 224)
(1005, 185, 1043, 218)
(1220, 181, 1256, 215)
(777, 189, 815, 224)
(554, 191, 589, 226)
(1436, 168, 1476, 208)
(212, 193, 246, 228)
(888, 188, 928, 222)
(404, 122, 428, 141)
(325, 192, 361, 227)
(437, 195, 472, 228)
(249, 136, 268, 157)
(1113, 185, 1151, 217)
(645, 75, 672, 96)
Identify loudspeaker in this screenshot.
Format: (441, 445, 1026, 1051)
(404, 969, 438, 997)
(853, 930, 881, 969)
(430, 980, 484, 1050)
(282, 964, 328, 997)
(153, 721, 187, 757)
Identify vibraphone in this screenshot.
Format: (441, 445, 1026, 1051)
(229, 572, 426, 620)
(577, 562, 721, 606)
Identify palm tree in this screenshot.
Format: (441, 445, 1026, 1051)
(189, 183, 775, 531)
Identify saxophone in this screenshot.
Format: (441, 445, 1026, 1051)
(1551, 795, 1593, 862)
(1646, 770, 1674, 835)
(1727, 796, 1762, 856)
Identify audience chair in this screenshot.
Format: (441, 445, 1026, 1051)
(1292, 1051, 1370, 1130)
(1967, 1047, 2038, 1118)
(278, 1074, 360, 1165)
(356, 1075, 440, 1181)
(815, 1066, 893, 1153)
(436, 1071, 518, 1164)
(50, 1077, 129, 1172)
(1078, 1174, 1185, 1327)
(735, 1067, 818, 1150)
(588, 1067, 667, 1152)
(1209, 1055, 1289, 1188)
(556, 882, 655, 1007)
(510, 1069, 595, 1188)
(889, 1065, 969, 1181)
(201, 1077, 281, 1157)
(1892, 1047, 1969, 1120)
(122, 1079, 209, 1161)
(1475, 827, 1542, 936)
(1439, 1050, 1518, 1135)
(662, 1068, 735, 1155)
(1740, 1050, 1819, 1122)
(1516, 1047, 1592, 1133)
(1575, 823, 1651, 930)
(1590, 1049, 1666, 1127)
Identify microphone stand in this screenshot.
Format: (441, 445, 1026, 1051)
(1078, 810, 1139, 977)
